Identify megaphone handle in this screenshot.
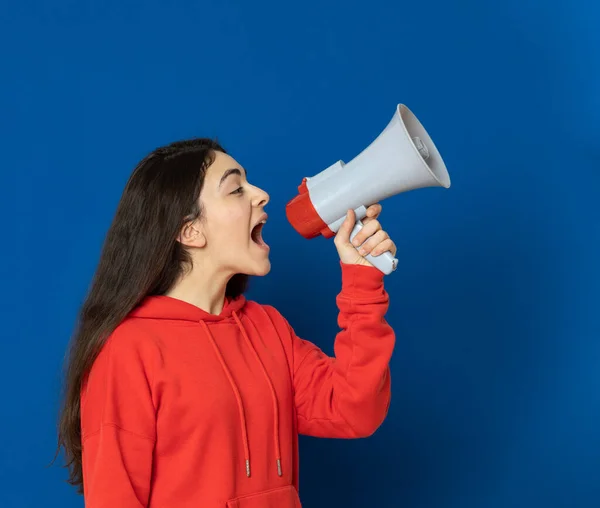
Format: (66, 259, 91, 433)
(350, 220, 398, 275)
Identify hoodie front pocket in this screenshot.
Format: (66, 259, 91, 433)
(226, 485, 301, 508)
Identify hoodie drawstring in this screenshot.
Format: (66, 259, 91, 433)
(199, 313, 283, 479)
(232, 311, 283, 478)
(200, 320, 252, 477)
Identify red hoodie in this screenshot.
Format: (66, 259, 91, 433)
(80, 263, 395, 508)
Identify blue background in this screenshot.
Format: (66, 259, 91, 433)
(1, 1, 599, 507)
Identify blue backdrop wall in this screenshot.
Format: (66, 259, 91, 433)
(1, 1, 599, 507)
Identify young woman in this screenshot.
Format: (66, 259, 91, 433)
(56, 138, 397, 508)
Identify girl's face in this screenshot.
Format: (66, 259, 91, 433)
(184, 150, 272, 277)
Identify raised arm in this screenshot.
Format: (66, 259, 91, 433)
(279, 262, 395, 438)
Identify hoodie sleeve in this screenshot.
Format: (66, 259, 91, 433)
(80, 324, 158, 508)
(273, 262, 395, 439)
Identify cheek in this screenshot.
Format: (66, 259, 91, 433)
(206, 205, 249, 242)
(222, 205, 248, 227)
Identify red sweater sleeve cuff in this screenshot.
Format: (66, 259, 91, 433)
(339, 261, 386, 299)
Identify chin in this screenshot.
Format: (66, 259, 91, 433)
(251, 259, 271, 277)
(235, 256, 271, 277)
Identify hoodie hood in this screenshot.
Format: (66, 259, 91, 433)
(129, 294, 247, 322)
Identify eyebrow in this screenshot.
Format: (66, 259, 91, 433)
(219, 168, 246, 188)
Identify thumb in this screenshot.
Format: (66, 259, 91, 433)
(334, 209, 356, 245)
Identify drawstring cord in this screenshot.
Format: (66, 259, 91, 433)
(200, 312, 283, 478)
(200, 320, 252, 477)
(233, 311, 283, 477)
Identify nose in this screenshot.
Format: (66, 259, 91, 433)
(252, 185, 270, 208)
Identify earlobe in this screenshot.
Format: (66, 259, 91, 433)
(178, 221, 206, 248)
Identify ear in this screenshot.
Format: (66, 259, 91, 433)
(177, 220, 207, 248)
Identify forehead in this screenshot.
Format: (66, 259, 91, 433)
(205, 151, 246, 181)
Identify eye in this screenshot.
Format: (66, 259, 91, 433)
(231, 186, 244, 195)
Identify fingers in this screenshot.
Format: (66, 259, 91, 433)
(361, 203, 382, 225)
(366, 203, 381, 218)
(351, 217, 382, 248)
(334, 205, 397, 266)
(355, 229, 391, 257)
(371, 238, 397, 257)
(334, 209, 356, 246)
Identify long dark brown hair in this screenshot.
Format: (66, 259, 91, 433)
(55, 138, 248, 493)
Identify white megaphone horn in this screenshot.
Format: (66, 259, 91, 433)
(285, 103, 451, 275)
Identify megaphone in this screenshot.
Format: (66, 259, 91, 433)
(285, 104, 451, 275)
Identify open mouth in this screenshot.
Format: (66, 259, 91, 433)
(251, 219, 267, 247)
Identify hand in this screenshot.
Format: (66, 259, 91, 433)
(334, 204, 397, 268)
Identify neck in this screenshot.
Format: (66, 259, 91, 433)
(165, 258, 231, 315)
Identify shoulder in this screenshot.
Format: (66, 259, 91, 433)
(87, 317, 164, 385)
(81, 319, 160, 441)
(82, 318, 162, 406)
(105, 318, 162, 357)
(242, 300, 294, 336)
